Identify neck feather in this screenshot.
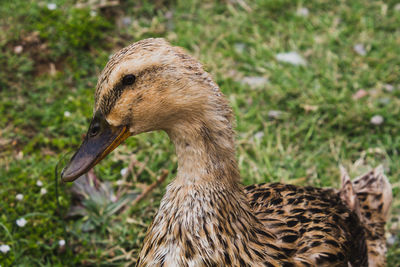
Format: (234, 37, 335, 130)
(167, 110, 239, 186)
(136, 95, 278, 266)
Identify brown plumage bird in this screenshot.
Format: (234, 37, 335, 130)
(62, 38, 392, 266)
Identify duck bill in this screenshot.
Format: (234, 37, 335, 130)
(61, 114, 131, 182)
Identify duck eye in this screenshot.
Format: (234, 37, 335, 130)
(122, 74, 136, 86)
(89, 122, 101, 137)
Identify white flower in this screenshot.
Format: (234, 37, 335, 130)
(16, 218, 27, 227)
(116, 179, 124, 186)
(47, 3, 57, 10)
(14, 45, 23, 54)
(36, 180, 43, 187)
(90, 10, 97, 17)
(64, 111, 71, 117)
(120, 167, 128, 176)
(16, 194, 24, 201)
(387, 234, 396, 246)
(296, 7, 309, 17)
(40, 188, 47, 195)
(110, 194, 117, 202)
(371, 115, 384, 125)
(354, 44, 366, 56)
(58, 240, 66, 247)
(0, 244, 10, 254)
(276, 52, 307, 66)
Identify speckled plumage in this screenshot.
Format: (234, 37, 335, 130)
(246, 182, 367, 266)
(342, 166, 392, 267)
(91, 38, 392, 267)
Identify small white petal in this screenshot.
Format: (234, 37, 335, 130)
(276, 52, 307, 66)
(116, 179, 124, 186)
(40, 188, 47, 195)
(110, 194, 117, 202)
(296, 7, 309, 17)
(0, 244, 10, 254)
(64, 111, 71, 117)
(47, 3, 57, 10)
(16, 218, 27, 227)
(354, 44, 366, 56)
(120, 167, 128, 176)
(387, 234, 396, 246)
(90, 10, 97, 17)
(14, 45, 23, 54)
(36, 180, 43, 187)
(16, 194, 24, 200)
(371, 115, 384, 125)
(58, 240, 66, 247)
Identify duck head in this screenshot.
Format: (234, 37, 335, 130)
(61, 38, 229, 182)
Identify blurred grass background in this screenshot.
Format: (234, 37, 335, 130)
(0, 0, 399, 265)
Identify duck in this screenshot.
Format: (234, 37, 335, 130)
(61, 38, 393, 267)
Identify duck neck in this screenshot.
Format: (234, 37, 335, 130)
(167, 117, 240, 187)
(137, 101, 278, 266)
(137, 115, 276, 266)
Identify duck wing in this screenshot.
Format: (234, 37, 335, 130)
(245, 182, 368, 266)
(340, 165, 392, 267)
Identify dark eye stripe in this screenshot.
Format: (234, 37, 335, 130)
(100, 82, 125, 115)
(97, 66, 165, 116)
(99, 75, 136, 115)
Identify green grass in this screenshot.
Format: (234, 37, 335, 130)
(1, 0, 399, 265)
